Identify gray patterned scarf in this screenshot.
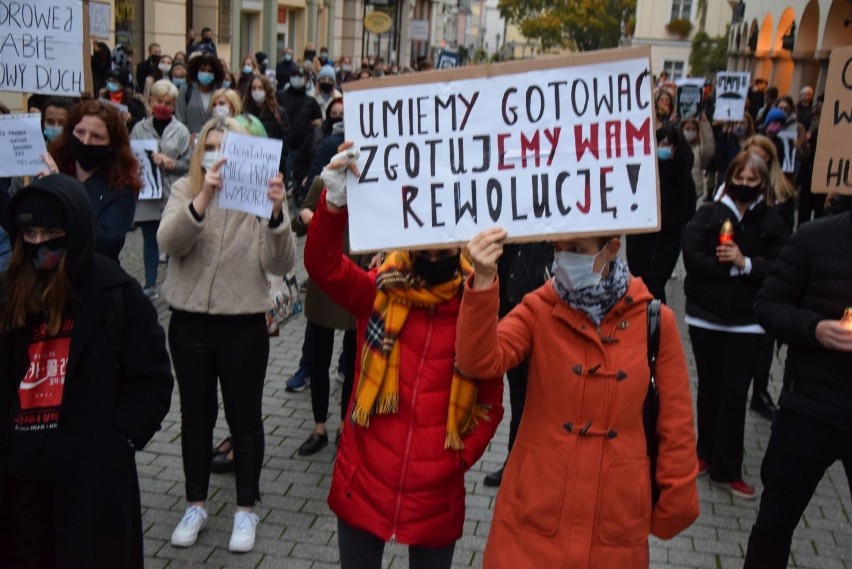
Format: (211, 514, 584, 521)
(553, 258, 630, 325)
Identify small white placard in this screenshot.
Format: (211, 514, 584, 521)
(130, 139, 163, 200)
(0, 114, 49, 177)
(218, 132, 283, 218)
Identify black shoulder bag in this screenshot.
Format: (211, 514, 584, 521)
(643, 299, 662, 506)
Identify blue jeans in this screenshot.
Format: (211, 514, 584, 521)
(138, 221, 159, 288)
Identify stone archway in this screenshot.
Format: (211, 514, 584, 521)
(753, 14, 774, 85)
(793, 0, 821, 95)
(822, 0, 852, 50)
(772, 7, 796, 96)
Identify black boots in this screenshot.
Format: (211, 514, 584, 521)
(750, 390, 778, 421)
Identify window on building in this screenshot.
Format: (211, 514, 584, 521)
(670, 0, 692, 21)
(662, 60, 685, 81)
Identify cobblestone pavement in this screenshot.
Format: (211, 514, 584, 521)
(118, 228, 852, 569)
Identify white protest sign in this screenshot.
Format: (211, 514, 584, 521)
(0, 113, 49, 177)
(0, 0, 84, 95)
(130, 139, 163, 200)
(777, 131, 797, 174)
(218, 132, 283, 218)
(89, 1, 110, 40)
(410, 20, 429, 41)
(715, 72, 750, 121)
(342, 47, 659, 252)
(99, 97, 128, 114)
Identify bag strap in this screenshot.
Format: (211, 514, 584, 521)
(647, 299, 661, 383)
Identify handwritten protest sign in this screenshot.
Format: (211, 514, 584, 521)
(777, 131, 797, 174)
(0, 113, 49, 177)
(813, 46, 852, 195)
(715, 72, 750, 121)
(0, 0, 84, 95)
(89, 1, 110, 39)
(130, 139, 163, 200)
(218, 132, 283, 218)
(676, 78, 704, 119)
(342, 47, 659, 252)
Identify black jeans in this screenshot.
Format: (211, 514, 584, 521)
(744, 409, 852, 568)
(626, 225, 683, 304)
(337, 518, 455, 569)
(169, 311, 268, 507)
(751, 333, 776, 396)
(689, 326, 764, 481)
(307, 321, 357, 424)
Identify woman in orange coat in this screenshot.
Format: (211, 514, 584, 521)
(457, 229, 700, 568)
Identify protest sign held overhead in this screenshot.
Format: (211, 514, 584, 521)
(130, 139, 163, 201)
(218, 131, 283, 218)
(342, 47, 660, 252)
(676, 78, 704, 119)
(0, 0, 84, 95)
(0, 113, 49, 177)
(812, 46, 852, 195)
(777, 131, 797, 174)
(89, 1, 110, 40)
(715, 72, 750, 121)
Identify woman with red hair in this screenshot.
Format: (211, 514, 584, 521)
(41, 100, 141, 262)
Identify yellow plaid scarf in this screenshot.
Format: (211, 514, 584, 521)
(351, 250, 491, 450)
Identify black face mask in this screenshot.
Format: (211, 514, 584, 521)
(150, 54, 161, 65)
(68, 135, 110, 172)
(412, 252, 460, 286)
(323, 116, 342, 133)
(22, 236, 67, 272)
(304, 50, 316, 60)
(319, 82, 334, 94)
(726, 182, 762, 204)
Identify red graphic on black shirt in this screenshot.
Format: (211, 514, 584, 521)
(15, 320, 73, 433)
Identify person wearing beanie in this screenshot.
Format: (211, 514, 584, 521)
(0, 174, 173, 569)
(313, 65, 342, 117)
(763, 107, 787, 131)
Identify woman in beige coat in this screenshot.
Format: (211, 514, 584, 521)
(157, 116, 295, 554)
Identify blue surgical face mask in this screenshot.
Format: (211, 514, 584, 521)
(43, 126, 63, 142)
(172, 77, 187, 88)
(283, 54, 293, 62)
(197, 71, 214, 86)
(222, 80, 231, 89)
(552, 249, 605, 291)
(106, 81, 121, 93)
(242, 65, 253, 75)
(656, 146, 672, 161)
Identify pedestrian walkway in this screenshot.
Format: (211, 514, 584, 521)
(119, 230, 851, 568)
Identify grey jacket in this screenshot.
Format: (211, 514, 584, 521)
(129, 117, 192, 223)
(175, 82, 213, 135)
(157, 176, 296, 315)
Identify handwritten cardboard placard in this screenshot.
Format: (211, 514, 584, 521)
(130, 139, 163, 200)
(812, 46, 852, 195)
(676, 78, 704, 119)
(342, 47, 659, 252)
(715, 72, 750, 122)
(89, 1, 110, 39)
(0, 0, 84, 95)
(0, 113, 49, 177)
(777, 131, 797, 174)
(218, 131, 283, 218)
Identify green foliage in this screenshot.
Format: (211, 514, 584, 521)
(689, 28, 730, 78)
(665, 18, 693, 38)
(498, 0, 636, 52)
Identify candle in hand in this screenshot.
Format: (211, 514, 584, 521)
(841, 308, 852, 331)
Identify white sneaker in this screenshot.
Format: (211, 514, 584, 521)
(228, 511, 259, 553)
(170, 505, 208, 547)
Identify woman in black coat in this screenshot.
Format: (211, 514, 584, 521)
(0, 174, 174, 569)
(243, 75, 290, 174)
(682, 151, 788, 500)
(626, 123, 696, 303)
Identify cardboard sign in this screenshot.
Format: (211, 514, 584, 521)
(0, 0, 85, 95)
(715, 72, 750, 121)
(676, 78, 704, 119)
(342, 47, 660, 252)
(812, 46, 852, 195)
(0, 113, 49, 177)
(218, 131, 283, 218)
(89, 1, 110, 39)
(777, 131, 797, 174)
(130, 139, 163, 200)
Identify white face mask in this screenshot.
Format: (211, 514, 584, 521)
(201, 151, 219, 170)
(213, 105, 231, 118)
(683, 129, 697, 142)
(289, 76, 305, 89)
(251, 89, 266, 103)
(553, 248, 605, 291)
(158, 62, 172, 74)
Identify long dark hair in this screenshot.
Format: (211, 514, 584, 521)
(243, 75, 281, 123)
(0, 233, 75, 335)
(48, 99, 142, 194)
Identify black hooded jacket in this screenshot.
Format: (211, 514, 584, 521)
(0, 174, 173, 568)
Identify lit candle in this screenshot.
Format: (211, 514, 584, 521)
(841, 308, 852, 331)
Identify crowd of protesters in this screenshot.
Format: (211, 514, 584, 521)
(0, 31, 849, 569)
